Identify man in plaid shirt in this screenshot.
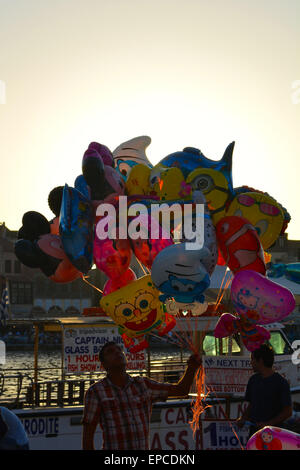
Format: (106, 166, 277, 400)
(82, 341, 201, 450)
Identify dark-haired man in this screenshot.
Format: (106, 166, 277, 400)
(237, 344, 292, 437)
(82, 341, 202, 450)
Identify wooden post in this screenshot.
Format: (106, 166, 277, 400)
(34, 324, 39, 384)
(61, 327, 65, 381)
(147, 336, 151, 378)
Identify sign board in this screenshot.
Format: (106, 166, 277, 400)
(201, 420, 249, 450)
(203, 356, 253, 396)
(63, 325, 146, 374)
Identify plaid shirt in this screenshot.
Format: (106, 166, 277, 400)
(83, 375, 170, 450)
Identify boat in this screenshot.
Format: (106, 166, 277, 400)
(1, 314, 299, 450)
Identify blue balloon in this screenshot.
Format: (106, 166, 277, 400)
(158, 142, 235, 195)
(74, 175, 91, 200)
(59, 184, 94, 274)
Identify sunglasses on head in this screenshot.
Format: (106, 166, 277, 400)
(237, 194, 281, 216)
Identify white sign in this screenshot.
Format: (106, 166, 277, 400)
(202, 421, 249, 450)
(63, 326, 146, 374)
(203, 356, 253, 396)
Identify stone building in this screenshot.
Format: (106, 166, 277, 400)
(0, 222, 145, 320)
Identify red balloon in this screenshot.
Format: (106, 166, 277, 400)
(216, 216, 266, 275)
(103, 268, 136, 295)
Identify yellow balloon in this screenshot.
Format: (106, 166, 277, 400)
(226, 192, 285, 249)
(125, 163, 151, 196)
(186, 168, 229, 224)
(100, 275, 165, 339)
(149, 164, 188, 201)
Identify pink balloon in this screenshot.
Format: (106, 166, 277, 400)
(247, 426, 300, 450)
(94, 235, 132, 280)
(130, 214, 173, 269)
(231, 269, 296, 325)
(214, 269, 296, 351)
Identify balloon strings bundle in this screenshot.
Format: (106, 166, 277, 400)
(214, 268, 233, 313)
(207, 386, 245, 450)
(81, 274, 103, 294)
(189, 365, 211, 436)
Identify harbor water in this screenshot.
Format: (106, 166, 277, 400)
(0, 345, 185, 404)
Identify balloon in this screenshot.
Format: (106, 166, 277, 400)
(214, 269, 296, 351)
(165, 298, 208, 316)
(267, 262, 300, 284)
(149, 165, 188, 201)
(216, 215, 266, 275)
(37, 234, 81, 283)
(88, 141, 114, 167)
(226, 191, 285, 250)
(246, 426, 300, 450)
(231, 270, 295, 324)
(186, 168, 230, 225)
(151, 244, 211, 304)
(94, 235, 132, 280)
(74, 175, 91, 200)
(15, 235, 80, 283)
(103, 268, 136, 295)
(18, 211, 50, 241)
(50, 217, 59, 235)
(125, 163, 152, 196)
(100, 275, 176, 352)
(112, 136, 152, 181)
(130, 214, 173, 269)
(151, 191, 218, 304)
(59, 184, 94, 274)
(48, 186, 64, 217)
(158, 142, 235, 194)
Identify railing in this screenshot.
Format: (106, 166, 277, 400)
(0, 360, 188, 409)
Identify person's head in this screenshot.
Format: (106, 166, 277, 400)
(251, 343, 274, 372)
(99, 341, 127, 372)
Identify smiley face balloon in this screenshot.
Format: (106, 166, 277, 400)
(226, 191, 285, 249)
(100, 275, 167, 342)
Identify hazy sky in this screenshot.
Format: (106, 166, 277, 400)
(0, 0, 299, 239)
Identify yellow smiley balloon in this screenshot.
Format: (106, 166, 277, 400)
(100, 275, 165, 339)
(226, 192, 285, 249)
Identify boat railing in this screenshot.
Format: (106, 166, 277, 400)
(0, 359, 189, 409)
(0, 372, 34, 408)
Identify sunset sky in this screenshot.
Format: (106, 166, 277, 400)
(0, 0, 299, 239)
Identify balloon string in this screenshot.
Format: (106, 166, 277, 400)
(81, 274, 103, 294)
(189, 366, 211, 436)
(205, 385, 245, 450)
(135, 257, 150, 276)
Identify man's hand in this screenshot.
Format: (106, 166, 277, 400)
(187, 353, 202, 371)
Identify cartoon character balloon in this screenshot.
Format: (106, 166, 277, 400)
(100, 275, 176, 352)
(15, 211, 81, 283)
(246, 426, 300, 450)
(59, 184, 94, 274)
(216, 216, 266, 275)
(214, 269, 296, 351)
(113, 136, 153, 181)
(226, 191, 285, 250)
